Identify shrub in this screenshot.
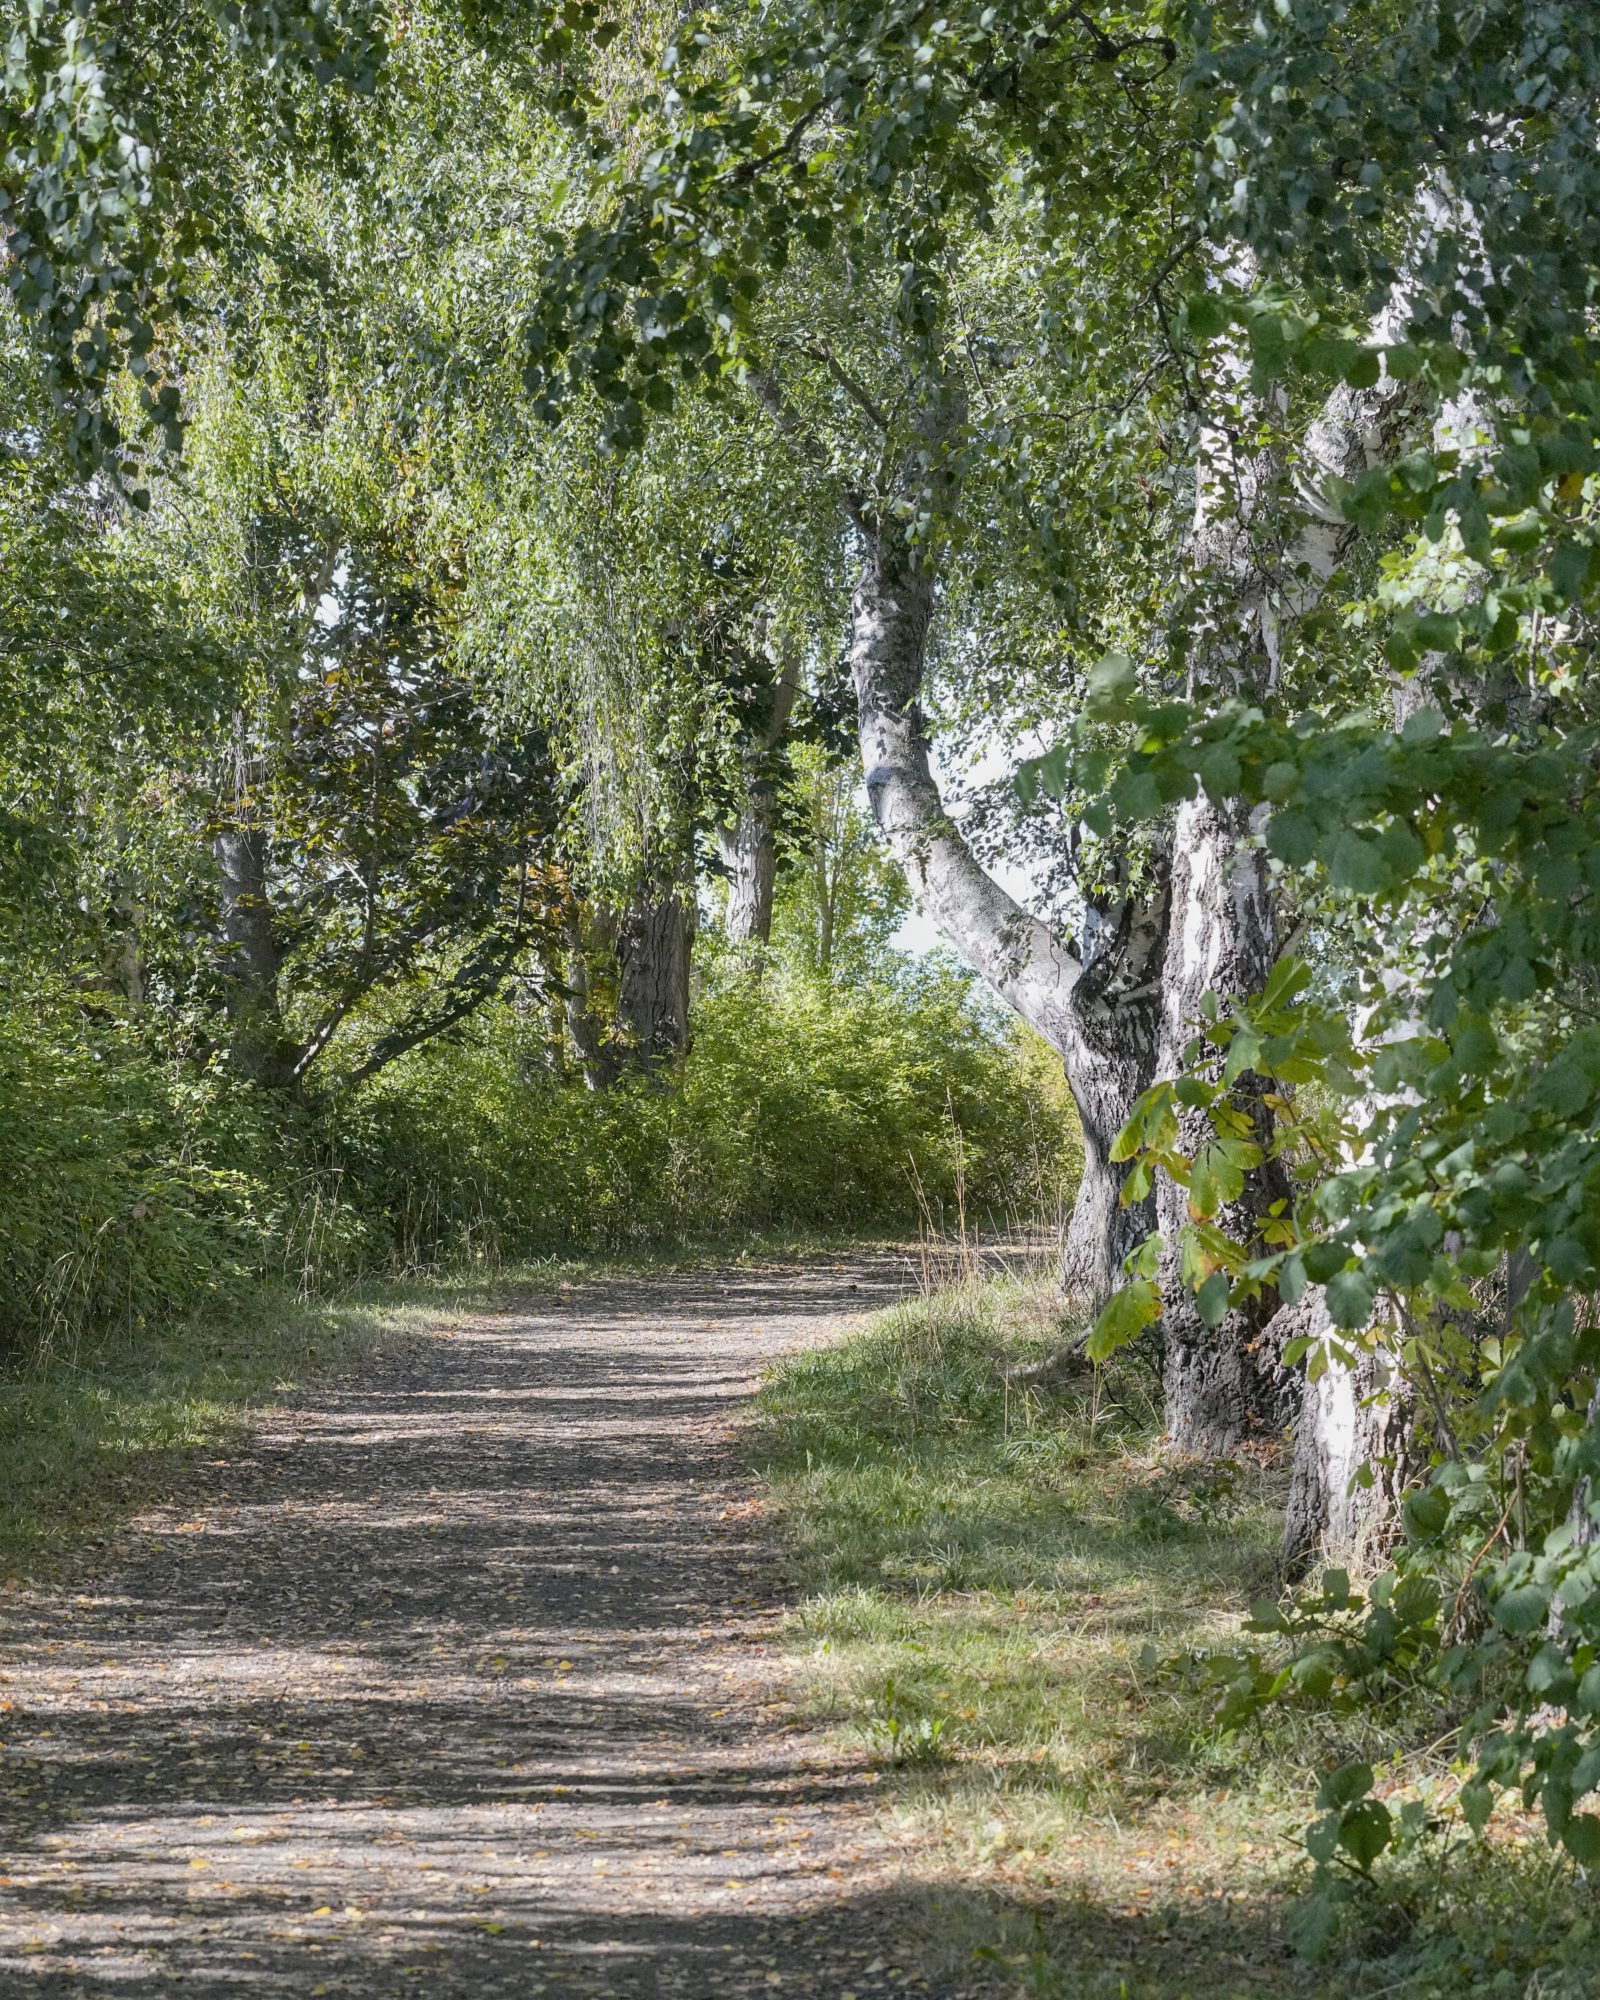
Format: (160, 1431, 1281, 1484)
(0, 952, 1077, 1363)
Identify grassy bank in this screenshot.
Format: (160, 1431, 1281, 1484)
(752, 1271, 1600, 2000)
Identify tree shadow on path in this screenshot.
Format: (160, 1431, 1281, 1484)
(0, 1254, 1307, 1998)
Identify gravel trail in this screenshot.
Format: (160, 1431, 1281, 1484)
(0, 1257, 985, 1998)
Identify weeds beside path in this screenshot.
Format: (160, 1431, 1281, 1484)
(754, 1273, 1600, 2000)
(0, 1251, 998, 1998)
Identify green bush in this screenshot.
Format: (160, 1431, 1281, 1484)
(346, 955, 1076, 1258)
(0, 954, 1076, 1364)
(0, 1007, 271, 1360)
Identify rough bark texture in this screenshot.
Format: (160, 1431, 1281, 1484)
(1153, 273, 1425, 1455)
(617, 878, 694, 1069)
(1157, 794, 1297, 1453)
(718, 808, 780, 952)
(1280, 1291, 1422, 1570)
(1055, 921, 1166, 1311)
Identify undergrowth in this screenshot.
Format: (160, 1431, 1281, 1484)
(753, 1269, 1600, 2000)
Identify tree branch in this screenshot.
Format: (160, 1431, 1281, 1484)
(795, 340, 891, 434)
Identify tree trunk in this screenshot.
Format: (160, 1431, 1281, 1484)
(1279, 1292, 1423, 1569)
(1156, 792, 1297, 1454)
(846, 508, 1167, 1303)
(1056, 932, 1165, 1310)
(721, 640, 800, 961)
(1151, 257, 1429, 1454)
(215, 811, 293, 1090)
(616, 870, 694, 1068)
(719, 806, 779, 952)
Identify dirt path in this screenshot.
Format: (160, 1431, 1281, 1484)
(0, 1256, 981, 1998)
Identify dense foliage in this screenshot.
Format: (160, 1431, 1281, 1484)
(0, 941, 1068, 1362)
(6, 0, 1600, 1954)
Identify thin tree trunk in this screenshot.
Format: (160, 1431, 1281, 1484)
(719, 807, 779, 951)
(215, 808, 292, 1091)
(721, 640, 800, 961)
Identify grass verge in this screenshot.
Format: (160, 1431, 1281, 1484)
(0, 1280, 466, 1580)
(752, 1270, 1600, 2000)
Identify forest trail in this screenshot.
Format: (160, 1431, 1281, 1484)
(0, 1257, 978, 1999)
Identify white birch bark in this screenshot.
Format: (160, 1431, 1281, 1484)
(1158, 252, 1427, 1453)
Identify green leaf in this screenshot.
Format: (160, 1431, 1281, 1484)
(1318, 1759, 1374, 1810)
(1184, 293, 1231, 340)
(1563, 1815, 1600, 1867)
(1266, 809, 1318, 867)
(1402, 1488, 1449, 1540)
(1324, 1268, 1374, 1329)
(1196, 1271, 1231, 1326)
(1491, 1584, 1549, 1637)
(1084, 1277, 1161, 1363)
(1459, 1779, 1494, 1834)
(1085, 651, 1137, 719)
(1551, 537, 1592, 604)
(1337, 1798, 1392, 1871)
(1292, 1644, 1341, 1700)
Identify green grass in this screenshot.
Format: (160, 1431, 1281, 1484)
(752, 1271, 1600, 2000)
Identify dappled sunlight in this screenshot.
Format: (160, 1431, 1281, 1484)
(0, 1259, 970, 1998)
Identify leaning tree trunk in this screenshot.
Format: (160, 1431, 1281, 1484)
(748, 365, 1165, 1309)
(846, 503, 1165, 1304)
